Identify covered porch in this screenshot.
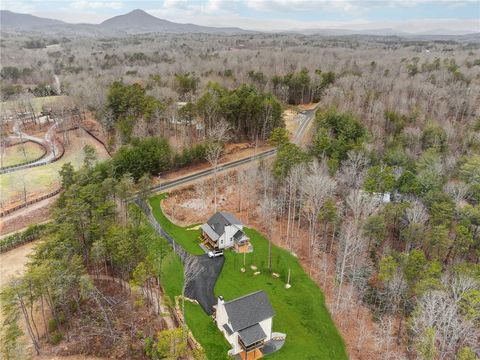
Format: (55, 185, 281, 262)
(201, 223, 219, 249)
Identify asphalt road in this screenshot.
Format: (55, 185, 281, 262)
(2, 103, 319, 315)
(145, 103, 318, 195)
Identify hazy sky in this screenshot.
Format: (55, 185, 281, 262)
(2, 0, 479, 32)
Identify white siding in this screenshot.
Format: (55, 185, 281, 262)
(218, 233, 227, 249)
(259, 318, 273, 341)
(216, 300, 242, 354)
(216, 298, 273, 355)
(222, 224, 244, 249)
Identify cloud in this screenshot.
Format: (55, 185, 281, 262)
(245, 0, 360, 13)
(244, 0, 477, 13)
(0, 0, 37, 13)
(160, 0, 238, 14)
(70, 0, 124, 10)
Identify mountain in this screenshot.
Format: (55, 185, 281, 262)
(0, 10, 66, 28)
(99, 9, 250, 34)
(0, 9, 252, 36)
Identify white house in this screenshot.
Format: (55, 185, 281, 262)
(201, 212, 251, 252)
(216, 291, 275, 357)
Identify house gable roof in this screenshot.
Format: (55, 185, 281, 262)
(206, 211, 242, 236)
(233, 229, 246, 241)
(238, 323, 267, 346)
(201, 223, 219, 241)
(223, 290, 274, 331)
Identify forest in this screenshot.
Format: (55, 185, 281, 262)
(1, 30, 479, 360)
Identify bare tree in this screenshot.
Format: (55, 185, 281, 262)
(301, 160, 337, 272)
(410, 274, 479, 360)
(336, 150, 369, 191)
(205, 119, 231, 212)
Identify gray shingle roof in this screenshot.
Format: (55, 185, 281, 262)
(201, 223, 219, 241)
(207, 211, 242, 236)
(238, 323, 267, 346)
(224, 291, 274, 331)
(233, 229, 245, 241)
(223, 323, 234, 336)
(222, 212, 242, 225)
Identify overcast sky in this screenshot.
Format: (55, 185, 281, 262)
(1, 0, 479, 32)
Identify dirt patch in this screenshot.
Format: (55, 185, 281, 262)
(283, 108, 299, 137)
(0, 240, 38, 288)
(161, 177, 407, 360)
(298, 102, 318, 111)
(0, 195, 57, 235)
(35, 355, 107, 360)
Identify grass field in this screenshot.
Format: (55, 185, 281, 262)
(1, 141, 45, 168)
(1, 95, 68, 114)
(148, 195, 348, 360)
(0, 131, 109, 206)
(149, 195, 204, 255)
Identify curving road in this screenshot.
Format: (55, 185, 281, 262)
(1, 118, 62, 174)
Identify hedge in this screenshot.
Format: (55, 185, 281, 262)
(0, 223, 50, 253)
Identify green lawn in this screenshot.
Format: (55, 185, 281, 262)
(149, 195, 205, 255)
(184, 302, 231, 360)
(147, 194, 348, 360)
(161, 250, 184, 303)
(216, 228, 347, 359)
(136, 207, 184, 305)
(0, 133, 110, 205)
(1, 141, 45, 167)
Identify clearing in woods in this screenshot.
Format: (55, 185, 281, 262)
(1, 141, 45, 168)
(1, 95, 68, 114)
(0, 129, 110, 208)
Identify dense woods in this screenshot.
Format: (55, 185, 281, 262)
(268, 104, 480, 358)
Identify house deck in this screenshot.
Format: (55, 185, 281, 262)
(239, 349, 263, 360)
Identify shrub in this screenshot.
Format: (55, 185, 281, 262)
(49, 331, 63, 345)
(48, 318, 58, 333)
(0, 223, 49, 253)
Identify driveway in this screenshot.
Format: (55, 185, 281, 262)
(183, 254, 224, 314)
(136, 199, 224, 315)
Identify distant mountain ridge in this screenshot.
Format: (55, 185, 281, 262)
(1, 9, 478, 37)
(0, 10, 66, 27)
(0, 9, 253, 36)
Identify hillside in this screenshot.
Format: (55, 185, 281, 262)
(0, 9, 251, 36)
(0, 10, 66, 28)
